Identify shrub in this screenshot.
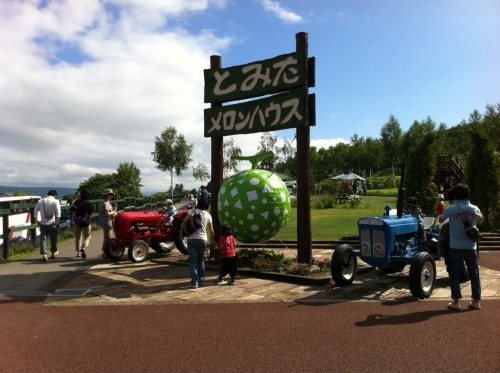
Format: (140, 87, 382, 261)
(235, 248, 331, 276)
(315, 195, 335, 209)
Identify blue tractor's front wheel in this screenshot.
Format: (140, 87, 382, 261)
(331, 244, 357, 286)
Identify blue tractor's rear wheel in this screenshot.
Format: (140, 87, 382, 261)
(409, 252, 436, 298)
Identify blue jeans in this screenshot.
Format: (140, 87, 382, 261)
(40, 224, 58, 255)
(188, 239, 207, 286)
(448, 248, 481, 300)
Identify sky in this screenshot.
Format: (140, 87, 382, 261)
(1, 0, 499, 194)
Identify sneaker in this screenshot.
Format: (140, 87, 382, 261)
(190, 283, 199, 289)
(80, 248, 87, 259)
(218, 279, 227, 285)
(50, 251, 59, 259)
(227, 278, 235, 285)
(42, 254, 48, 262)
(76, 252, 81, 257)
(447, 302, 460, 311)
(468, 302, 481, 310)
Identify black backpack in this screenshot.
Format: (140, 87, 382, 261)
(183, 209, 203, 236)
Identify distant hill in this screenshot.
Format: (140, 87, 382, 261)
(0, 185, 77, 199)
(0, 185, 159, 198)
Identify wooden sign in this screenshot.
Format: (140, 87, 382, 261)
(204, 87, 311, 137)
(204, 51, 307, 103)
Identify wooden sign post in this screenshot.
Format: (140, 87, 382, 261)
(204, 32, 315, 262)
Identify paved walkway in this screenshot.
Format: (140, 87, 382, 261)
(2, 230, 499, 306)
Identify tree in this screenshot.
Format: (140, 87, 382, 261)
(401, 117, 438, 212)
(151, 183, 186, 203)
(223, 137, 242, 178)
(257, 132, 277, 170)
(151, 126, 193, 200)
(78, 162, 143, 200)
(466, 106, 500, 229)
(274, 136, 296, 178)
(380, 115, 403, 173)
(79, 173, 115, 200)
(115, 162, 142, 198)
(192, 162, 210, 185)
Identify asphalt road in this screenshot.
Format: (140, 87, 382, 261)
(1, 299, 499, 372)
(1, 233, 499, 372)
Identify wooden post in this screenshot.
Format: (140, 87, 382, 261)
(210, 55, 223, 247)
(295, 32, 312, 263)
(2, 213, 9, 259)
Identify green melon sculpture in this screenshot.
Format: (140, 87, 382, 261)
(217, 151, 292, 243)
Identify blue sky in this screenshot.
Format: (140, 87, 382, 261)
(0, 0, 498, 192)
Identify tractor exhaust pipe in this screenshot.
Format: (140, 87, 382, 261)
(396, 162, 405, 218)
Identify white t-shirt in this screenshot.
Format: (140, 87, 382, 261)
(187, 209, 212, 241)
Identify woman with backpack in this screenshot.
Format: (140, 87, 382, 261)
(180, 198, 216, 289)
(72, 189, 93, 259)
(439, 183, 482, 311)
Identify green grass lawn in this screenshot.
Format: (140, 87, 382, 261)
(275, 195, 398, 241)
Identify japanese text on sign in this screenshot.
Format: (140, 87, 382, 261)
(204, 88, 308, 137)
(204, 52, 306, 103)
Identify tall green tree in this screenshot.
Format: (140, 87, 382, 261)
(466, 106, 500, 229)
(223, 137, 242, 178)
(257, 132, 277, 170)
(274, 136, 296, 178)
(78, 162, 142, 200)
(79, 173, 115, 200)
(380, 115, 403, 170)
(115, 162, 142, 198)
(192, 162, 210, 185)
(401, 117, 437, 212)
(151, 126, 193, 200)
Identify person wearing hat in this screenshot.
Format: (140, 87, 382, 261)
(34, 190, 61, 261)
(98, 188, 117, 258)
(162, 198, 177, 224)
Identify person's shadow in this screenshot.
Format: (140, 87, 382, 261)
(355, 303, 472, 327)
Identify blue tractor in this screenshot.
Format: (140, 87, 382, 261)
(330, 164, 458, 299)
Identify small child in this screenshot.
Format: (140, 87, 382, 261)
(214, 224, 238, 285)
(162, 199, 177, 224)
(434, 194, 445, 225)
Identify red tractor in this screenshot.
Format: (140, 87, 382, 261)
(107, 207, 190, 263)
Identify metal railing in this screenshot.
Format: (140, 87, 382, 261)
(0, 196, 165, 259)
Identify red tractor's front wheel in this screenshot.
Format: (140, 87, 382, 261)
(128, 240, 149, 263)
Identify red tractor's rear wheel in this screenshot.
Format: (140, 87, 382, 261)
(105, 243, 125, 260)
(151, 240, 175, 254)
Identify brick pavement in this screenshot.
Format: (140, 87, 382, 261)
(44, 246, 500, 307)
(3, 228, 498, 306)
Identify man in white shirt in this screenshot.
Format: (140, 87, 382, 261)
(34, 190, 61, 261)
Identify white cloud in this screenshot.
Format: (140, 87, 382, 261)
(310, 138, 349, 149)
(0, 0, 233, 192)
(256, 0, 303, 23)
(0, 0, 319, 194)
